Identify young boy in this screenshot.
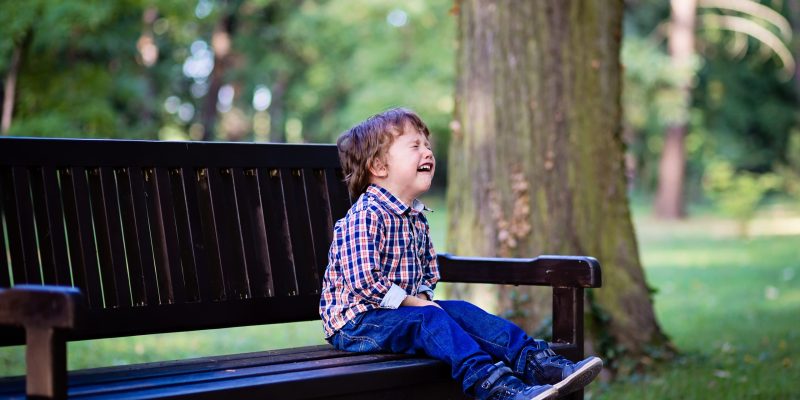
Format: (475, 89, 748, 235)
(319, 108, 602, 400)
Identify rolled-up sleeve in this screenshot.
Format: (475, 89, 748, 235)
(380, 284, 408, 308)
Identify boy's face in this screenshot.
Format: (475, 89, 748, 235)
(370, 124, 435, 205)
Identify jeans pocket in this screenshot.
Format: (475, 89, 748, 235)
(336, 317, 383, 353)
(337, 331, 382, 353)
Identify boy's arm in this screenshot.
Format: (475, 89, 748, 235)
(417, 222, 439, 300)
(341, 210, 406, 308)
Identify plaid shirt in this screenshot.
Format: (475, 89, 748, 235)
(319, 184, 439, 338)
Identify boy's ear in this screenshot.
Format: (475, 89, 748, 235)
(368, 157, 388, 178)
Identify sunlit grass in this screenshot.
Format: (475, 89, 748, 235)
(592, 204, 800, 399)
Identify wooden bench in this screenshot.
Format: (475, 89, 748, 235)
(0, 137, 601, 399)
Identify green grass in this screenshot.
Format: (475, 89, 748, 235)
(2, 196, 799, 400)
(591, 208, 800, 399)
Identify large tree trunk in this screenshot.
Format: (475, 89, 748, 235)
(654, 0, 697, 219)
(448, 0, 673, 370)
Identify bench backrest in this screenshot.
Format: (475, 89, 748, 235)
(0, 138, 351, 343)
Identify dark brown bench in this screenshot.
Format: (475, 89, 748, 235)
(0, 137, 601, 399)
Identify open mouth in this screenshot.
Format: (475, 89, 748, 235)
(417, 163, 433, 172)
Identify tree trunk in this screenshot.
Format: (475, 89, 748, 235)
(269, 71, 289, 142)
(788, 0, 800, 99)
(200, 1, 239, 141)
(449, 0, 673, 371)
(654, 0, 697, 219)
(137, 6, 159, 138)
(2, 31, 31, 135)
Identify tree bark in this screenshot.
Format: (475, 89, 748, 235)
(654, 0, 697, 219)
(449, 0, 673, 370)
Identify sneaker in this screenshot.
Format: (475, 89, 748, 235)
(523, 348, 603, 396)
(476, 363, 558, 400)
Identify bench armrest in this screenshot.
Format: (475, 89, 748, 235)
(437, 253, 601, 288)
(0, 285, 83, 399)
(436, 253, 601, 365)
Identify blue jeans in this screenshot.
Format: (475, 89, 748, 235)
(329, 300, 548, 395)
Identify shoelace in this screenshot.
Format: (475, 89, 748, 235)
(527, 348, 571, 379)
(490, 378, 528, 400)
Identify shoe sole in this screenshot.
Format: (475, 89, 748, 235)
(553, 357, 603, 396)
(530, 386, 558, 400)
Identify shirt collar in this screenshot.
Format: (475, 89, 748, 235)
(365, 184, 431, 216)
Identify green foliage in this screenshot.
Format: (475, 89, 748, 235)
(621, 1, 799, 200)
(703, 160, 781, 237)
(621, 37, 709, 191)
(1, 0, 455, 180)
(0, 0, 194, 139)
(2, 1, 795, 197)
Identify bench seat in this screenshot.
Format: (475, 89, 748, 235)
(0, 345, 464, 399)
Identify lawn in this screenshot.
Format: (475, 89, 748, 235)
(1, 196, 798, 400)
(591, 204, 800, 399)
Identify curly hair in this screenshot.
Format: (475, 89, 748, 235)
(336, 108, 431, 198)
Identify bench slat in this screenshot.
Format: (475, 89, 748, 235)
(1, 167, 41, 284)
(76, 357, 456, 400)
(114, 168, 155, 306)
(120, 167, 159, 306)
(195, 167, 228, 301)
(79, 354, 412, 399)
(144, 168, 179, 304)
(282, 168, 319, 296)
(259, 169, 298, 297)
(160, 167, 198, 304)
(0, 346, 355, 396)
(167, 168, 201, 302)
(29, 167, 56, 284)
(174, 167, 209, 302)
(143, 168, 171, 304)
(210, 167, 251, 300)
(0, 175, 9, 287)
(234, 168, 273, 298)
(32, 166, 72, 286)
(60, 167, 104, 307)
(304, 168, 334, 281)
(324, 168, 351, 226)
(87, 167, 131, 308)
(60, 346, 341, 388)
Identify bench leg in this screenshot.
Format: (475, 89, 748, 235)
(26, 327, 67, 400)
(552, 287, 585, 400)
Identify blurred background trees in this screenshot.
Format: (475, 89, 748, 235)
(0, 0, 457, 183)
(2, 0, 796, 209)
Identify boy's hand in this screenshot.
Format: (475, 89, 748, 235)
(401, 295, 442, 309)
